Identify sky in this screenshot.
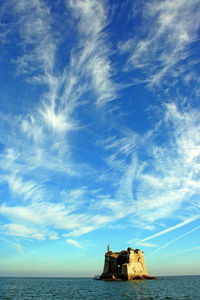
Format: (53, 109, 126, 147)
(0, 0, 200, 277)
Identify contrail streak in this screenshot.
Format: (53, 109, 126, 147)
(149, 224, 200, 256)
(139, 216, 199, 243)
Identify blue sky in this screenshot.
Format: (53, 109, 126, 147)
(0, 0, 200, 277)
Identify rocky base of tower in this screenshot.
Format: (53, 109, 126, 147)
(99, 274, 158, 281)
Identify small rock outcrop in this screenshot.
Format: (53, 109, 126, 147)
(100, 245, 156, 280)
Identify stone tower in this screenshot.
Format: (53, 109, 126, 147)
(100, 246, 152, 280)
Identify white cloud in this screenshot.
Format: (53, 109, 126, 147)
(0, 0, 200, 247)
(0, 1, 83, 210)
(0, 201, 115, 240)
(3, 223, 45, 240)
(68, 0, 117, 105)
(100, 102, 200, 232)
(39, 103, 74, 134)
(0, 0, 121, 244)
(136, 242, 158, 248)
(66, 239, 83, 249)
(49, 232, 59, 240)
(0, 0, 118, 215)
(4, 172, 41, 201)
(136, 103, 200, 223)
(119, 0, 200, 88)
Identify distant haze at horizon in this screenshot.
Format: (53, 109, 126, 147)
(0, 0, 200, 277)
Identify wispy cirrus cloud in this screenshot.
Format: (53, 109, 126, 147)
(0, 0, 117, 190)
(0, 0, 121, 245)
(136, 242, 158, 248)
(2, 223, 45, 240)
(0, 0, 84, 205)
(101, 102, 200, 233)
(135, 103, 200, 224)
(0, 200, 114, 240)
(119, 0, 200, 88)
(0, 0, 200, 255)
(13, 0, 55, 77)
(66, 239, 83, 249)
(68, 0, 117, 105)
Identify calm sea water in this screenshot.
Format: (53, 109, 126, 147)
(0, 276, 200, 300)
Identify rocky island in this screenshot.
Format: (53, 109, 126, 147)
(100, 245, 157, 280)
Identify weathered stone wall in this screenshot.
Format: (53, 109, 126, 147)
(101, 247, 149, 280)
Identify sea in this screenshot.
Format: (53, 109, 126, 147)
(0, 276, 200, 300)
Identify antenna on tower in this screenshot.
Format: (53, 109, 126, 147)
(107, 244, 110, 252)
